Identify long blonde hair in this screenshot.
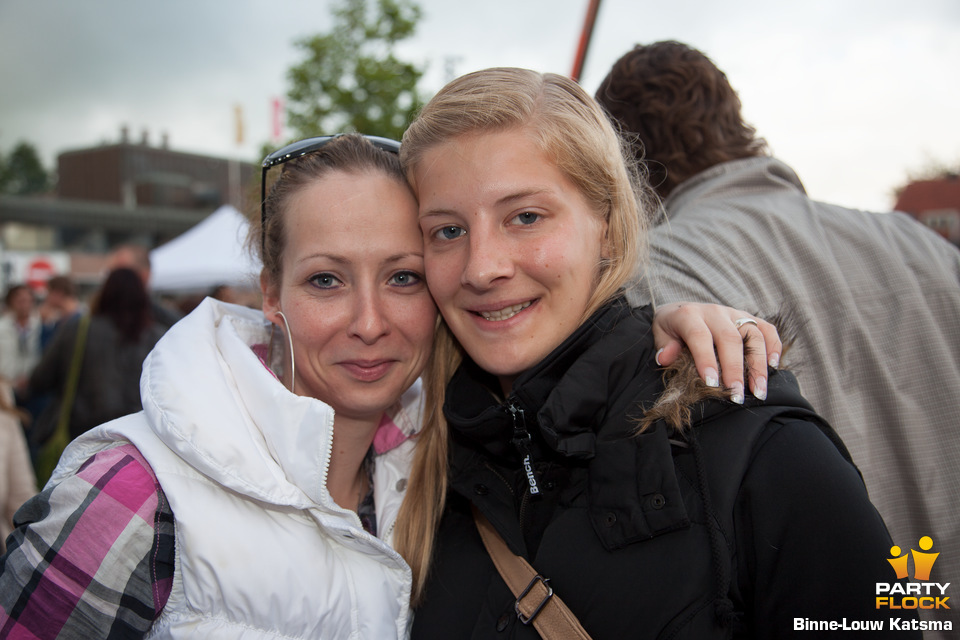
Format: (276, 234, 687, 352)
(394, 68, 655, 605)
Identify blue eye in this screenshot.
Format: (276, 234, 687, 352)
(436, 226, 465, 240)
(389, 271, 423, 287)
(310, 273, 342, 289)
(515, 212, 539, 225)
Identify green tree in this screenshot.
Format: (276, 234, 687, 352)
(0, 142, 50, 195)
(285, 0, 425, 142)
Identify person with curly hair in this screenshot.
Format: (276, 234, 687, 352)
(597, 41, 960, 635)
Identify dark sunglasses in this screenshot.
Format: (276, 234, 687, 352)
(260, 134, 402, 253)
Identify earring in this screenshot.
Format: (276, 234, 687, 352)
(275, 311, 296, 394)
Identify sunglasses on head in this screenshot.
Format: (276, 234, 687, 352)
(260, 134, 402, 253)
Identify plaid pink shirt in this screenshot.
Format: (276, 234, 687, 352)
(0, 444, 174, 639)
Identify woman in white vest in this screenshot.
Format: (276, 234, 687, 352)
(0, 134, 778, 639)
(0, 134, 432, 639)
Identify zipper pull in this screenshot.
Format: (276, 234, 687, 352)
(508, 400, 542, 497)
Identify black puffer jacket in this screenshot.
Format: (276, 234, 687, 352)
(411, 299, 917, 639)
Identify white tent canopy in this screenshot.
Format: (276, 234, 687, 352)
(149, 205, 262, 292)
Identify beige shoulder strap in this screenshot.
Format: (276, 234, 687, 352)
(472, 506, 593, 640)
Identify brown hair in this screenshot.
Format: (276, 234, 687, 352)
(250, 134, 408, 286)
(3, 284, 32, 309)
(396, 67, 655, 604)
(595, 41, 768, 199)
(91, 268, 153, 343)
(45, 275, 76, 299)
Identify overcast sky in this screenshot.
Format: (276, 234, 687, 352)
(1, 0, 957, 212)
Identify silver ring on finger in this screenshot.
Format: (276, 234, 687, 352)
(734, 317, 759, 330)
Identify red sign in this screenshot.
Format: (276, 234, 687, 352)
(25, 258, 56, 292)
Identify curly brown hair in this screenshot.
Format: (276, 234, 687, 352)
(596, 41, 768, 199)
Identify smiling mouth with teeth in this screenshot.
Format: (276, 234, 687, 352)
(478, 301, 533, 322)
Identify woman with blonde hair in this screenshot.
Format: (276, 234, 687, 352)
(1, 132, 772, 640)
(396, 68, 912, 638)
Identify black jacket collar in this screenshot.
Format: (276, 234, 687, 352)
(442, 296, 843, 552)
(442, 297, 657, 461)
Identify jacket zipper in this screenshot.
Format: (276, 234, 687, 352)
(482, 451, 541, 549)
(507, 398, 542, 498)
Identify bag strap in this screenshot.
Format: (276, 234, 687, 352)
(472, 505, 593, 640)
(58, 313, 91, 434)
(36, 314, 91, 486)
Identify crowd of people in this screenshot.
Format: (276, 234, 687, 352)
(0, 248, 184, 484)
(0, 40, 956, 640)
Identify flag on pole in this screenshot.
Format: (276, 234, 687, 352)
(234, 104, 245, 145)
(272, 97, 285, 143)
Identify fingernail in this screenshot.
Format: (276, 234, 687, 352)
(753, 377, 767, 401)
(730, 381, 744, 405)
(655, 348, 664, 367)
(705, 367, 719, 388)
(768, 353, 780, 369)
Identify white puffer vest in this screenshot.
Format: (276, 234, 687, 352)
(53, 299, 419, 639)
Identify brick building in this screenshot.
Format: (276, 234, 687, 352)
(0, 131, 257, 290)
(58, 127, 255, 211)
(894, 174, 960, 247)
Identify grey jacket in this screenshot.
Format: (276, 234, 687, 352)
(632, 156, 960, 633)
